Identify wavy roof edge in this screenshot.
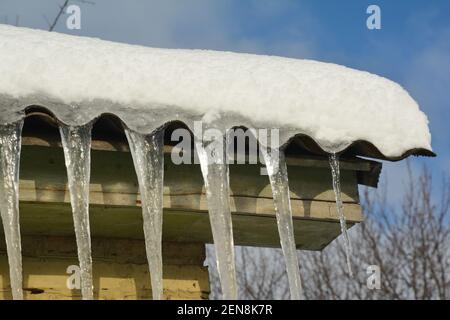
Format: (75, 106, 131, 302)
(0, 95, 436, 162)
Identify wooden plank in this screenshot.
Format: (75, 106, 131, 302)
(11, 144, 363, 249)
(22, 135, 375, 172)
(0, 236, 209, 300)
(20, 112, 381, 189)
(19, 145, 361, 203)
(0, 201, 356, 250)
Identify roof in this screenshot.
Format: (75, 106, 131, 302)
(21, 111, 382, 188)
(0, 25, 434, 160)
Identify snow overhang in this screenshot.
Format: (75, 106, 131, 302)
(0, 25, 434, 161)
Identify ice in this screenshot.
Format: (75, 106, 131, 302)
(196, 134, 237, 300)
(125, 129, 164, 300)
(329, 153, 353, 276)
(260, 146, 303, 300)
(0, 24, 436, 301)
(0, 121, 23, 300)
(59, 124, 94, 299)
(0, 25, 432, 158)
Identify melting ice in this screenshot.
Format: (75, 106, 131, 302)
(125, 129, 165, 300)
(260, 145, 303, 300)
(60, 124, 94, 299)
(196, 133, 237, 300)
(329, 152, 353, 276)
(0, 115, 356, 301)
(0, 121, 24, 300)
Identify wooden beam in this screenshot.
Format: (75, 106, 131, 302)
(0, 236, 209, 300)
(0, 145, 364, 250)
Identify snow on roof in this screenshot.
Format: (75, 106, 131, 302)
(0, 25, 432, 159)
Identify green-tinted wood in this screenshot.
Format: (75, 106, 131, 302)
(1, 202, 348, 250)
(7, 145, 364, 249)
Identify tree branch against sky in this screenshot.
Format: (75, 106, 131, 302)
(44, 0, 69, 31)
(42, 0, 94, 31)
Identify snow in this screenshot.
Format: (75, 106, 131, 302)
(0, 25, 432, 157)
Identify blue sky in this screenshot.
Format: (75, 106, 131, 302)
(1, 0, 449, 202)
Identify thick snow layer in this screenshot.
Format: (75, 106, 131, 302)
(0, 25, 432, 157)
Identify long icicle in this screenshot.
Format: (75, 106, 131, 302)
(125, 129, 164, 300)
(196, 134, 237, 299)
(59, 123, 94, 299)
(260, 146, 303, 300)
(329, 152, 353, 276)
(0, 121, 24, 300)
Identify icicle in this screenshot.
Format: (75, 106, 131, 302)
(59, 123, 94, 300)
(196, 134, 237, 300)
(125, 129, 164, 300)
(329, 152, 353, 276)
(0, 121, 24, 300)
(260, 146, 303, 300)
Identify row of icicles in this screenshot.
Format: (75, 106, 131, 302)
(0, 119, 352, 300)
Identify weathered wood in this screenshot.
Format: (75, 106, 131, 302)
(0, 144, 365, 249)
(19, 145, 360, 204)
(12, 201, 356, 250)
(0, 236, 209, 300)
(22, 135, 377, 172)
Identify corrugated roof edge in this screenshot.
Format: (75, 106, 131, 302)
(0, 95, 436, 162)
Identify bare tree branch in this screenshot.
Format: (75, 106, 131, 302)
(45, 0, 95, 32)
(46, 0, 70, 32)
(206, 165, 450, 300)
